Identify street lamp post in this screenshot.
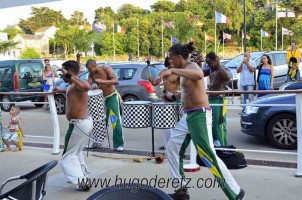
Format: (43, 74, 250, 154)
(243, 0, 247, 53)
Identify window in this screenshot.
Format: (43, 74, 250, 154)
(19, 62, 43, 79)
(141, 65, 164, 80)
(274, 53, 287, 66)
(123, 68, 136, 80)
(112, 68, 121, 79)
(0, 67, 11, 81)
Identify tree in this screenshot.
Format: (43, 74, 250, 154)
(116, 4, 144, 20)
(20, 47, 40, 59)
(19, 7, 66, 34)
(94, 7, 115, 24)
(173, 12, 196, 44)
(54, 22, 75, 58)
(69, 11, 88, 26)
(150, 1, 176, 12)
(2, 26, 24, 40)
(0, 41, 18, 54)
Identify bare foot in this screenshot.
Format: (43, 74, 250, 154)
(12, 147, 20, 152)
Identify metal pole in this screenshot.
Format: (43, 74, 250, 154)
(113, 22, 116, 62)
(214, 21, 217, 53)
(161, 17, 164, 58)
(48, 94, 60, 155)
(137, 19, 140, 59)
(295, 94, 302, 177)
(243, 0, 247, 52)
(282, 27, 284, 50)
(261, 30, 262, 51)
(275, 2, 278, 50)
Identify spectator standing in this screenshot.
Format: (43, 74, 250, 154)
(43, 64, 55, 110)
(286, 42, 301, 82)
(257, 54, 274, 98)
(237, 52, 256, 105)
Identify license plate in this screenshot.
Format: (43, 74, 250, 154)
(28, 82, 40, 86)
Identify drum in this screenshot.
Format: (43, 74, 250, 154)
(122, 101, 152, 128)
(88, 89, 106, 121)
(152, 102, 178, 129)
(88, 89, 107, 142)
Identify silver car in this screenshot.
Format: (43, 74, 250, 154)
(225, 51, 302, 89)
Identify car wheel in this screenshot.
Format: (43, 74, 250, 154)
(267, 114, 297, 149)
(32, 98, 45, 108)
(1, 95, 14, 112)
(123, 95, 139, 102)
(54, 95, 66, 114)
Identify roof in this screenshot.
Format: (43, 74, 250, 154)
(35, 26, 54, 33)
(17, 34, 44, 40)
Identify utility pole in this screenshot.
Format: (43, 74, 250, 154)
(243, 0, 247, 52)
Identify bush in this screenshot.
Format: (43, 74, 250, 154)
(21, 47, 40, 59)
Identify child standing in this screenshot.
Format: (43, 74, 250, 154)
(3, 106, 24, 152)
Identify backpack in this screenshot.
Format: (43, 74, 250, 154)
(196, 145, 247, 169)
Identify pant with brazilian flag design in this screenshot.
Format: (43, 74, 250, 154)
(166, 109, 241, 200)
(105, 91, 124, 148)
(209, 97, 228, 146)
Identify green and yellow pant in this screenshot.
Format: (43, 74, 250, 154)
(166, 108, 241, 199)
(209, 96, 228, 146)
(105, 91, 124, 148)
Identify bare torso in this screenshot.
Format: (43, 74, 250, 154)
(181, 64, 210, 110)
(163, 74, 179, 94)
(90, 66, 116, 96)
(66, 84, 89, 120)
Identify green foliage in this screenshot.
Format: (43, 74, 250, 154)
(11, 0, 302, 59)
(151, 1, 176, 12)
(54, 22, 75, 58)
(18, 7, 67, 34)
(20, 47, 40, 59)
(173, 12, 196, 44)
(2, 27, 24, 40)
(69, 11, 88, 26)
(0, 41, 19, 53)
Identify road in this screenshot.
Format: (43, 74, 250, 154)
(0, 101, 297, 163)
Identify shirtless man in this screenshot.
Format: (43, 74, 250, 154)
(86, 59, 124, 151)
(159, 44, 244, 200)
(53, 60, 93, 191)
(149, 56, 180, 150)
(204, 52, 232, 146)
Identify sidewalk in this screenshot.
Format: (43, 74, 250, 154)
(0, 147, 301, 200)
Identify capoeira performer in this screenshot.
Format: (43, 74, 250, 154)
(149, 56, 180, 150)
(53, 60, 93, 191)
(86, 59, 124, 151)
(159, 43, 245, 200)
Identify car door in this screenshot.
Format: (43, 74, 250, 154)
(272, 53, 287, 88)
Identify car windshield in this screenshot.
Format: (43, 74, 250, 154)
(225, 52, 264, 68)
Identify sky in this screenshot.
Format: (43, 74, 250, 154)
(0, 0, 179, 30)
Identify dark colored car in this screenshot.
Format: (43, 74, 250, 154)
(241, 94, 297, 149)
(0, 59, 45, 111)
(279, 81, 302, 90)
(54, 62, 165, 114)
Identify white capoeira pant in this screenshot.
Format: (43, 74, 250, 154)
(162, 128, 172, 148)
(166, 108, 241, 200)
(60, 117, 93, 184)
